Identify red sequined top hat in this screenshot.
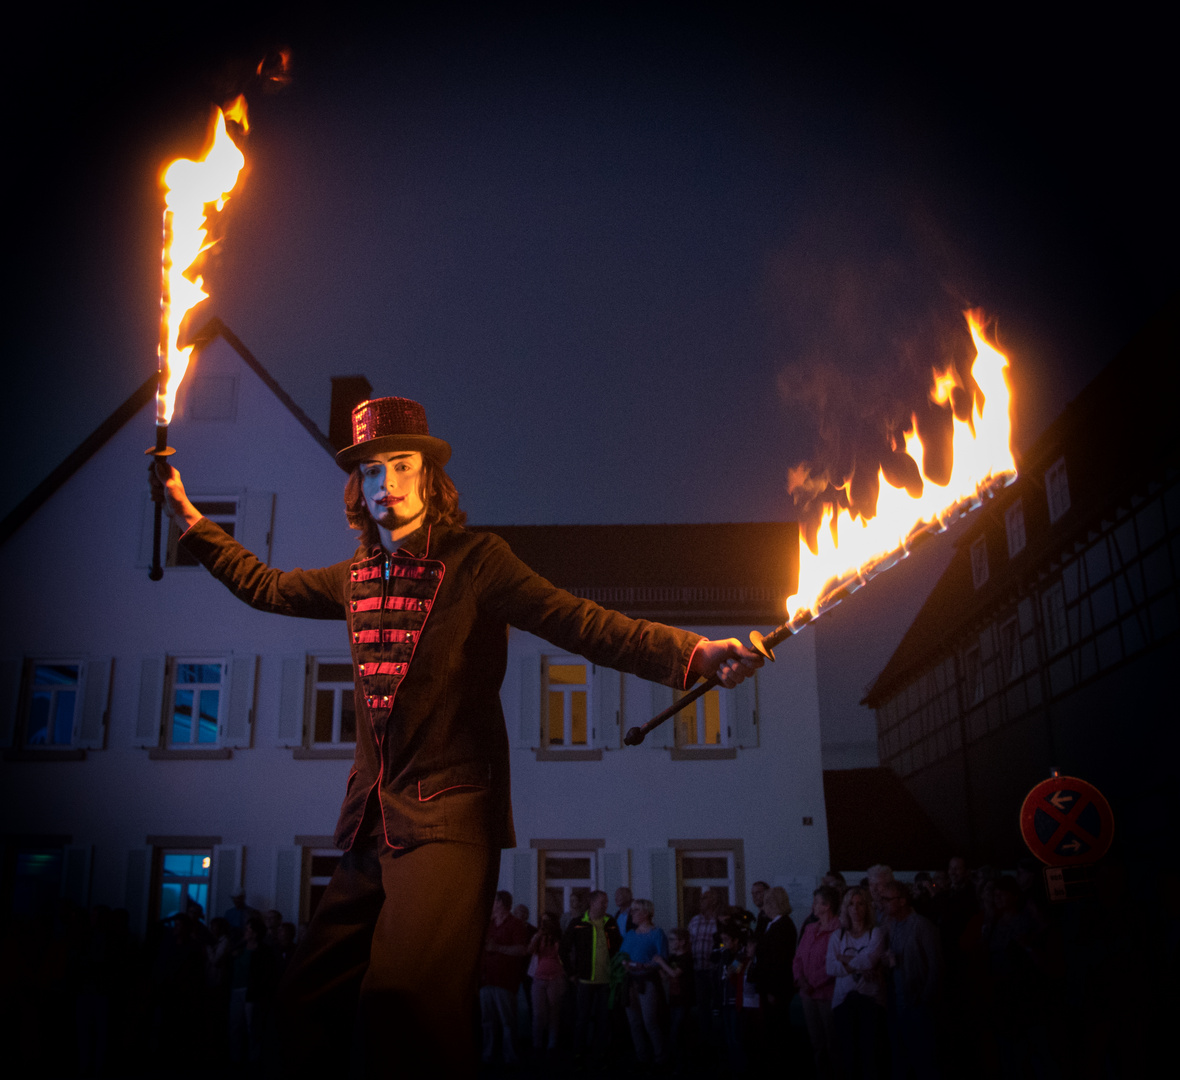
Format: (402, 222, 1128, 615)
(335, 397, 452, 470)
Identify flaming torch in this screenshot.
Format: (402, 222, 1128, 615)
(625, 310, 1016, 744)
(147, 97, 248, 579)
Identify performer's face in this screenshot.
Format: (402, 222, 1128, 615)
(361, 451, 426, 532)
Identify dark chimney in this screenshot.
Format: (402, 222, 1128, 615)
(329, 376, 373, 451)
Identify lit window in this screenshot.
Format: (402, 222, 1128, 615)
(963, 646, 983, 706)
(970, 537, 989, 589)
(168, 498, 238, 567)
(1005, 500, 1026, 557)
(310, 659, 356, 746)
(544, 657, 590, 747)
(1045, 458, 1071, 524)
(157, 849, 212, 921)
(23, 663, 81, 747)
(999, 617, 1022, 681)
(169, 659, 226, 746)
(1042, 583, 1068, 654)
(674, 686, 726, 748)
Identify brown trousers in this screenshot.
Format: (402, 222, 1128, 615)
(272, 834, 501, 1078)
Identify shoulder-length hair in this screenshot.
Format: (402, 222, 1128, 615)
(839, 885, 875, 931)
(344, 456, 466, 549)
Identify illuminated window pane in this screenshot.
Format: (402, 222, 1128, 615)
(703, 690, 721, 744)
(160, 883, 183, 920)
(676, 711, 696, 746)
(570, 691, 588, 745)
(27, 695, 50, 744)
(53, 692, 75, 744)
(548, 664, 586, 685)
(548, 691, 565, 745)
(172, 689, 194, 743)
(197, 690, 219, 742)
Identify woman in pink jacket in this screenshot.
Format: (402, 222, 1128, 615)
(794, 885, 842, 1080)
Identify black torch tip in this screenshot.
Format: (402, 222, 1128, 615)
(623, 726, 645, 746)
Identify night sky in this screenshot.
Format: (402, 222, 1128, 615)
(7, 6, 1175, 532)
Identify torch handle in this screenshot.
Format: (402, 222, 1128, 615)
(147, 426, 175, 582)
(623, 676, 721, 746)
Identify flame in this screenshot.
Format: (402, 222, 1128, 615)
(787, 310, 1016, 622)
(156, 98, 248, 425)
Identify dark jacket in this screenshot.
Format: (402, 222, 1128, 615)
(559, 913, 623, 981)
(180, 518, 702, 850)
(749, 915, 797, 999)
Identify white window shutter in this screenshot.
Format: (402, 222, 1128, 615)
(0, 658, 23, 746)
(512, 848, 539, 921)
(648, 683, 675, 748)
(732, 672, 759, 748)
(62, 844, 93, 908)
(599, 848, 631, 899)
(278, 656, 308, 747)
(224, 655, 256, 748)
(518, 654, 542, 748)
(238, 491, 275, 561)
(595, 667, 622, 749)
(135, 657, 166, 747)
(649, 848, 678, 930)
(77, 657, 112, 750)
(273, 846, 301, 924)
(124, 846, 154, 937)
(211, 844, 243, 920)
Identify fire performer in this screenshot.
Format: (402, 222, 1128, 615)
(151, 395, 761, 1077)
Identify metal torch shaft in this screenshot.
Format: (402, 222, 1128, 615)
(622, 609, 813, 746)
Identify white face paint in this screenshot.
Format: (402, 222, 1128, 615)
(360, 451, 426, 541)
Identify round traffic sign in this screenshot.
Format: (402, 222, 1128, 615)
(1020, 775, 1113, 866)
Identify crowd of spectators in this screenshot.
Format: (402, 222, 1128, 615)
(2, 854, 1171, 1077)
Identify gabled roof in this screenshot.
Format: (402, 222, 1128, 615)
(863, 295, 1180, 706)
(478, 522, 798, 624)
(0, 317, 336, 547)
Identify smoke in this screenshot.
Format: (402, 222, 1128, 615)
(767, 201, 982, 534)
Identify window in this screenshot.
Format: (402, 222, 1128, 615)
(23, 662, 81, 747)
(672, 842, 743, 927)
(962, 645, 983, 706)
(1045, 458, 1071, 524)
(168, 498, 238, 567)
(539, 850, 597, 917)
(970, 536, 989, 589)
(1005, 500, 1026, 557)
(168, 659, 226, 747)
(1042, 582, 1068, 654)
(674, 686, 725, 748)
(6, 847, 64, 918)
(543, 656, 591, 748)
(999, 617, 1022, 682)
(310, 659, 356, 746)
(302, 846, 343, 925)
(157, 849, 212, 921)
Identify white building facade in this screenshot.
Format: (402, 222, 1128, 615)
(1, 327, 829, 936)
